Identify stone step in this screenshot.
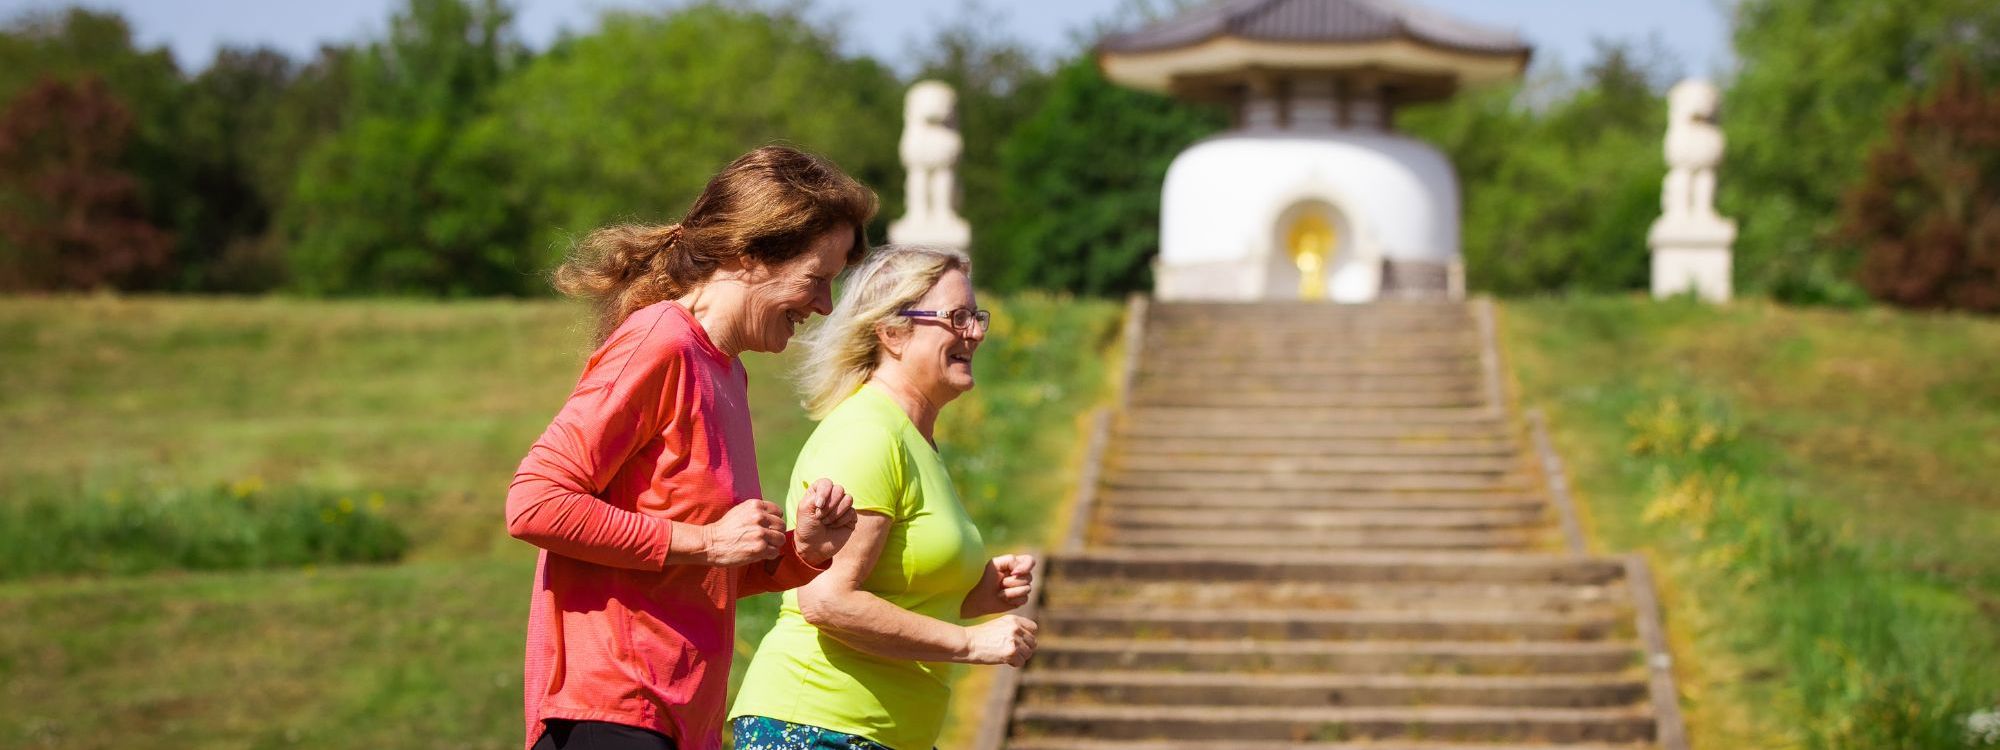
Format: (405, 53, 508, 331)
(1147, 328, 1479, 344)
(1018, 670, 1649, 708)
(1010, 704, 1655, 744)
(1110, 454, 1525, 475)
(1140, 359, 1482, 377)
(1039, 608, 1624, 642)
(1097, 489, 1547, 512)
(1101, 526, 1544, 551)
(1150, 302, 1471, 319)
(1142, 346, 1479, 364)
(1148, 307, 1472, 323)
(1031, 638, 1643, 676)
(1131, 390, 1487, 409)
(1041, 579, 1626, 614)
(1148, 310, 1473, 327)
(1118, 421, 1512, 441)
(1104, 507, 1546, 532)
(1050, 551, 1627, 585)
(1144, 346, 1488, 362)
(1115, 436, 1519, 458)
(1135, 371, 1483, 391)
(1009, 740, 1645, 750)
(1103, 470, 1536, 492)
(1126, 406, 1502, 426)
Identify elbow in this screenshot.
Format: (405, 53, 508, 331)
(503, 483, 551, 543)
(798, 585, 848, 629)
(799, 592, 834, 627)
(504, 512, 539, 543)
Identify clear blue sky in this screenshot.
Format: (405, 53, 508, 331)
(1, 0, 1737, 79)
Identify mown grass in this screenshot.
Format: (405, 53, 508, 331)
(0, 293, 1121, 749)
(1502, 296, 2000, 749)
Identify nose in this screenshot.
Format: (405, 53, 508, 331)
(811, 280, 834, 316)
(963, 317, 987, 343)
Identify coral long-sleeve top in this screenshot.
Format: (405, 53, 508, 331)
(506, 300, 826, 750)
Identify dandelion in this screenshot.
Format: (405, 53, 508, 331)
(229, 476, 264, 499)
(337, 496, 355, 515)
(366, 492, 386, 512)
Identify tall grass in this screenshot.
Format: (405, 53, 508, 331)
(1625, 395, 1996, 748)
(1503, 296, 2000, 748)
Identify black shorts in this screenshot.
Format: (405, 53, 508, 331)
(532, 720, 677, 750)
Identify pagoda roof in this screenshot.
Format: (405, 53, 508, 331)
(1099, 0, 1531, 99)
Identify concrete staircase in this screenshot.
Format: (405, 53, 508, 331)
(980, 300, 1685, 750)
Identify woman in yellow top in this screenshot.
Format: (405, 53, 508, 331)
(730, 245, 1038, 750)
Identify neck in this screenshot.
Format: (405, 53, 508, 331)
(867, 370, 945, 442)
(673, 283, 748, 358)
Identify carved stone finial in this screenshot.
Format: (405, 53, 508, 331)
(889, 80, 971, 250)
(1649, 78, 1736, 302)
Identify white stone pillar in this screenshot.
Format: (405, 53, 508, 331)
(1648, 79, 1734, 302)
(889, 80, 970, 250)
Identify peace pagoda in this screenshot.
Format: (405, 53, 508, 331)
(1099, 0, 1532, 302)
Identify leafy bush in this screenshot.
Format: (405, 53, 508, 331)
(1625, 395, 1998, 748)
(0, 477, 409, 579)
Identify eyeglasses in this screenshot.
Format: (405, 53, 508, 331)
(898, 308, 990, 332)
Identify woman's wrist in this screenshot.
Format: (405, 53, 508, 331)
(949, 624, 976, 663)
(666, 520, 714, 565)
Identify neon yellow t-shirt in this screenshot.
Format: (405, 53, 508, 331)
(730, 385, 988, 750)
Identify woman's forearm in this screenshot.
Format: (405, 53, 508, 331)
(803, 587, 971, 663)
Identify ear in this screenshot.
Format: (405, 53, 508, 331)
(719, 252, 779, 282)
(876, 320, 911, 360)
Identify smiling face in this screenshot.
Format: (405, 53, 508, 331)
(891, 267, 983, 402)
(738, 227, 855, 354)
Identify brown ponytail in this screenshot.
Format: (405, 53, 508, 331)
(554, 145, 878, 344)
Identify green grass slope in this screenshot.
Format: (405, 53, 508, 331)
(0, 294, 1122, 749)
(1502, 296, 2000, 749)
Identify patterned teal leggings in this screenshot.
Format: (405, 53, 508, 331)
(729, 716, 896, 750)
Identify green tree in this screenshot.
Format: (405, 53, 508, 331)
(988, 54, 1223, 294)
(1723, 0, 2000, 302)
(282, 0, 530, 295)
(467, 4, 902, 278)
(908, 6, 1055, 285)
(1402, 39, 1673, 295)
(173, 47, 298, 290)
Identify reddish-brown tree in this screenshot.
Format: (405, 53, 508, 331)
(1844, 60, 2000, 312)
(0, 75, 172, 291)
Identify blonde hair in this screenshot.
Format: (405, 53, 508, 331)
(553, 145, 877, 345)
(794, 245, 970, 419)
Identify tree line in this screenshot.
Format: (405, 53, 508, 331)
(0, 0, 1994, 308)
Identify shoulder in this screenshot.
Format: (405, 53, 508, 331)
(608, 302, 703, 359)
(585, 302, 700, 383)
(811, 396, 906, 457)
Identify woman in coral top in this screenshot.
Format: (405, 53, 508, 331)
(506, 146, 873, 750)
